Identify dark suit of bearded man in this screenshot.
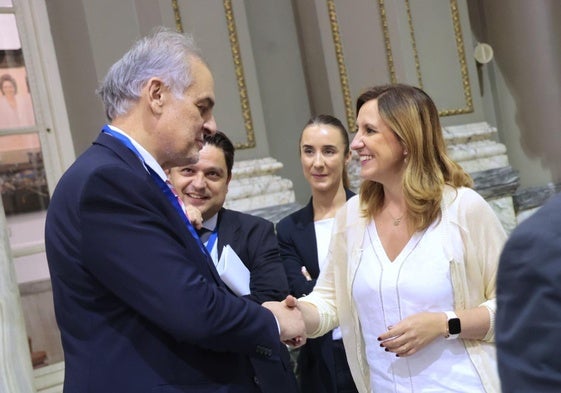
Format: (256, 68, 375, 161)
(213, 208, 299, 393)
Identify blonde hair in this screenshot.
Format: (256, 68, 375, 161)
(357, 84, 472, 231)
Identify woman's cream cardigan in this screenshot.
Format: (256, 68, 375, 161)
(301, 186, 507, 393)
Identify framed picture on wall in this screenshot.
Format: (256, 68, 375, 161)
(0, 66, 36, 128)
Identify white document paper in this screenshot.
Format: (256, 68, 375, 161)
(216, 245, 250, 296)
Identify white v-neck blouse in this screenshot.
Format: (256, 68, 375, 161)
(353, 220, 484, 392)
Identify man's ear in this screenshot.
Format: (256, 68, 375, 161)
(225, 174, 232, 191)
(147, 77, 165, 114)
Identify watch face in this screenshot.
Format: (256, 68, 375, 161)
(448, 318, 461, 335)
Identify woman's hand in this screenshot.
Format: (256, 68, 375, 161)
(377, 312, 446, 357)
(301, 266, 312, 281)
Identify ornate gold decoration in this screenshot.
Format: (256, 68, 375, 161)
(223, 0, 255, 149)
(172, 0, 255, 149)
(377, 0, 473, 116)
(326, 0, 355, 132)
(171, 0, 183, 33)
(405, 0, 423, 88)
(378, 0, 397, 84)
(440, 0, 473, 116)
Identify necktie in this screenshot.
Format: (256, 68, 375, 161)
(101, 126, 214, 264)
(197, 227, 212, 243)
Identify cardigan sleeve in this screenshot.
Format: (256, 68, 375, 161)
(298, 228, 340, 337)
(453, 187, 507, 342)
(298, 199, 358, 338)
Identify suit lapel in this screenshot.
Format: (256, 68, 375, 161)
(216, 209, 240, 260)
(295, 191, 355, 278)
(95, 132, 222, 284)
(294, 200, 321, 277)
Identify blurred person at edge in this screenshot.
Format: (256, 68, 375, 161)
(497, 189, 561, 392)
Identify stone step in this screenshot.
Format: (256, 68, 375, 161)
(443, 122, 497, 145)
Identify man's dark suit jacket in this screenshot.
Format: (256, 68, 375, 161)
(216, 208, 290, 305)
(276, 189, 355, 393)
(215, 208, 299, 393)
(45, 132, 282, 393)
(497, 192, 561, 392)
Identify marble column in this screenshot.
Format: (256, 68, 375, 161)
(0, 199, 36, 393)
(443, 122, 519, 233)
(224, 157, 295, 212)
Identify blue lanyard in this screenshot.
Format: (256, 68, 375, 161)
(101, 125, 211, 259)
(205, 231, 218, 254)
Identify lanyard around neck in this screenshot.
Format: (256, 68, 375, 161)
(101, 125, 211, 259)
(205, 230, 218, 254)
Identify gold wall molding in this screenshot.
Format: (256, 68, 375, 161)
(171, 0, 183, 33)
(172, 0, 255, 149)
(442, 0, 473, 116)
(222, 0, 255, 149)
(405, 0, 423, 88)
(377, 0, 473, 116)
(326, 0, 355, 132)
(378, 0, 397, 84)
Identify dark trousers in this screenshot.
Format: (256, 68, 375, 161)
(297, 337, 358, 393)
(333, 339, 358, 393)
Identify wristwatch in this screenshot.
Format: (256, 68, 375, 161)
(444, 311, 461, 340)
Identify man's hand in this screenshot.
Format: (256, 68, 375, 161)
(183, 204, 203, 229)
(262, 296, 306, 348)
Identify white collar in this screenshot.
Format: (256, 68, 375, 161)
(202, 212, 219, 232)
(106, 124, 166, 181)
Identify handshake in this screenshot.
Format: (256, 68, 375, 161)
(262, 295, 312, 348)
